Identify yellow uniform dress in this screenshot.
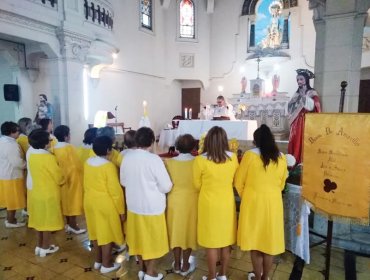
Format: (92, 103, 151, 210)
(84, 157, 125, 246)
(89, 148, 123, 168)
(193, 152, 239, 248)
(54, 142, 84, 216)
(235, 149, 287, 255)
(0, 136, 26, 210)
(165, 154, 198, 250)
(27, 148, 64, 231)
(76, 144, 93, 164)
(16, 134, 29, 159)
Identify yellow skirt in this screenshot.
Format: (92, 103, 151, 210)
(0, 178, 26, 210)
(126, 211, 169, 260)
(60, 172, 84, 216)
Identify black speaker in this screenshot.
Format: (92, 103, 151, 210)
(4, 84, 19, 101)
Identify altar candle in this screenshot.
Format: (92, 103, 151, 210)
(189, 108, 192, 120)
(184, 107, 188, 119)
(143, 100, 147, 116)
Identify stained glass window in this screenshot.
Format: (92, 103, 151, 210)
(140, 0, 152, 30)
(179, 0, 195, 39)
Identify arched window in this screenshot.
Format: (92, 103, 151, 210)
(140, 0, 152, 30)
(179, 0, 195, 39)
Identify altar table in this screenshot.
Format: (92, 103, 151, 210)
(177, 120, 258, 141)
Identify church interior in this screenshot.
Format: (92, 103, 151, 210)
(1, 0, 370, 279)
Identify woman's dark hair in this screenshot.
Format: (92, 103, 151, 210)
(1, 121, 19, 136)
(203, 126, 230, 163)
(253, 124, 280, 169)
(175, 134, 196, 154)
(83, 127, 98, 145)
(93, 136, 113, 156)
(124, 130, 137, 149)
(135, 127, 155, 148)
(54, 125, 70, 142)
(296, 73, 312, 92)
(28, 129, 50, 149)
(39, 118, 52, 131)
(18, 117, 32, 135)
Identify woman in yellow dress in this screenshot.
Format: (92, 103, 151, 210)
(121, 127, 172, 280)
(166, 134, 198, 276)
(76, 127, 98, 163)
(84, 136, 125, 274)
(0, 121, 26, 228)
(27, 129, 64, 257)
(235, 125, 287, 280)
(193, 126, 239, 280)
(54, 125, 86, 234)
(17, 117, 32, 158)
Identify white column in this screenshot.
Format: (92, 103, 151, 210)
(311, 0, 369, 112)
(57, 30, 92, 144)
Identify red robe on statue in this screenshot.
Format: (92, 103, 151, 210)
(288, 89, 321, 164)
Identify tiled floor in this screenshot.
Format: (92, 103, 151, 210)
(0, 210, 369, 280)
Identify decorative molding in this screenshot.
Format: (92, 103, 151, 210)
(0, 9, 56, 35)
(56, 29, 92, 62)
(179, 53, 195, 68)
(308, 0, 326, 21)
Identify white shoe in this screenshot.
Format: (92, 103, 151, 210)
(39, 245, 59, 257)
(112, 244, 126, 254)
(65, 225, 86, 234)
(94, 262, 102, 270)
(35, 246, 41, 256)
(172, 261, 181, 274)
(180, 261, 196, 276)
(138, 271, 145, 280)
(143, 273, 164, 280)
(216, 276, 227, 280)
(202, 277, 216, 280)
(4, 220, 26, 228)
(100, 262, 120, 274)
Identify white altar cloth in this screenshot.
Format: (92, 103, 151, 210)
(158, 129, 178, 149)
(177, 120, 258, 141)
(283, 183, 311, 264)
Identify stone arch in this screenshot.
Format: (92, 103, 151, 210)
(241, 0, 258, 16)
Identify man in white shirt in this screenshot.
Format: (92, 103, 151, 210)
(213, 95, 235, 120)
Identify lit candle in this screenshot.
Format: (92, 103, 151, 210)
(143, 100, 147, 116)
(184, 107, 188, 119)
(189, 108, 192, 120)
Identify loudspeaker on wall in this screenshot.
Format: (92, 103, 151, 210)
(3, 84, 20, 101)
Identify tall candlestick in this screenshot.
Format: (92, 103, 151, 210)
(143, 100, 147, 116)
(189, 108, 192, 120)
(184, 107, 188, 119)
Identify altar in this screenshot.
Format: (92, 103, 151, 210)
(158, 120, 258, 149)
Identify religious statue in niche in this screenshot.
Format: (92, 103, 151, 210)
(34, 94, 53, 124)
(260, 1, 283, 49)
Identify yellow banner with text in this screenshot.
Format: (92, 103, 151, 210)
(302, 113, 370, 223)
